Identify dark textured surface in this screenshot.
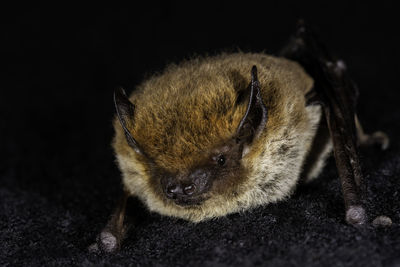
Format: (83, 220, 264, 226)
(1, 3, 400, 266)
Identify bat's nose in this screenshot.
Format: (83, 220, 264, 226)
(165, 182, 197, 200)
(162, 169, 210, 205)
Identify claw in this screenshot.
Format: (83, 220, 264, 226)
(363, 131, 390, 150)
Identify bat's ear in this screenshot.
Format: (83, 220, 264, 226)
(235, 66, 268, 145)
(114, 87, 144, 155)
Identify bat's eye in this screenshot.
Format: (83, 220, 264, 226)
(217, 155, 226, 166)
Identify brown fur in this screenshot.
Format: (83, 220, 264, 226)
(113, 52, 327, 222)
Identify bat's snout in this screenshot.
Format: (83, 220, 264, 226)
(162, 170, 211, 206)
(165, 183, 196, 198)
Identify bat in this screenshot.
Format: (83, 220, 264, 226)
(89, 22, 391, 253)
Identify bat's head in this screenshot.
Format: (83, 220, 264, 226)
(113, 65, 268, 221)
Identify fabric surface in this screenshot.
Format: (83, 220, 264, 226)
(1, 3, 399, 266)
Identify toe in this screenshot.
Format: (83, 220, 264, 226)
(98, 231, 119, 253)
(346, 205, 366, 226)
(88, 243, 99, 253)
(372, 215, 392, 227)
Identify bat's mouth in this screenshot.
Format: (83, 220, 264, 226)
(173, 196, 208, 207)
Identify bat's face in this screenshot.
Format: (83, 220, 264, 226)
(153, 138, 246, 207)
(113, 65, 269, 220)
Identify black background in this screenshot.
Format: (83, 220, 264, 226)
(1, 2, 400, 266)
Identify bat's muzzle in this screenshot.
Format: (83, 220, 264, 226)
(162, 169, 211, 206)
